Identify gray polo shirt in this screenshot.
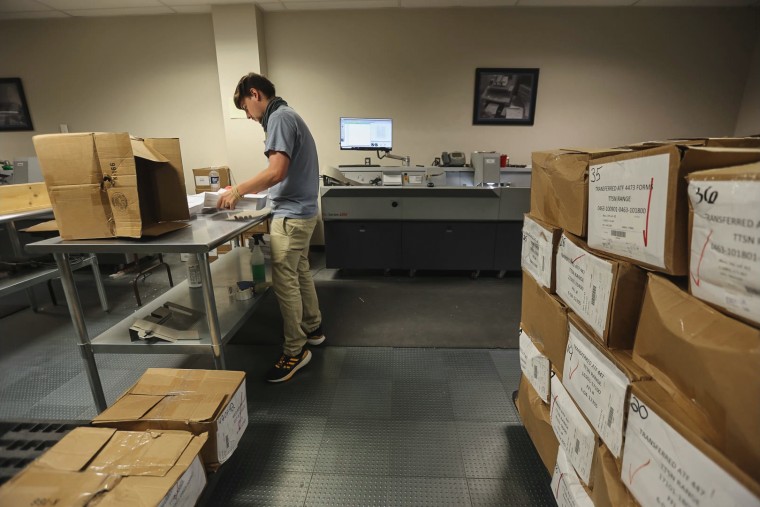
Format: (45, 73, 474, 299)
(264, 106, 320, 219)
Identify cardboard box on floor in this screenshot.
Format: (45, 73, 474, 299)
(33, 133, 190, 240)
(687, 157, 760, 328)
(520, 271, 569, 376)
(193, 166, 231, 193)
(591, 444, 639, 507)
(633, 274, 760, 484)
(92, 368, 248, 471)
(0, 427, 207, 507)
(516, 375, 559, 474)
(555, 232, 647, 349)
(564, 314, 650, 459)
(530, 147, 631, 237)
(521, 214, 561, 293)
(622, 382, 760, 506)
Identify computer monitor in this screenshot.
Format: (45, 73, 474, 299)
(339, 117, 392, 151)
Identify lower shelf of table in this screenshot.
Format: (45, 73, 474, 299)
(0, 255, 96, 299)
(91, 247, 267, 354)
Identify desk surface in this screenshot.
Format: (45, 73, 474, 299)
(26, 210, 268, 255)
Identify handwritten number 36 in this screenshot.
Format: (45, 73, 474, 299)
(694, 186, 718, 204)
(630, 398, 649, 420)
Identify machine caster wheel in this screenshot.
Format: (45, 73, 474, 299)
(471, 270, 480, 280)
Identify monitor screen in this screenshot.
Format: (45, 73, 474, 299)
(340, 117, 392, 151)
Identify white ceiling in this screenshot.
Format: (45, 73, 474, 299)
(0, 0, 757, 20)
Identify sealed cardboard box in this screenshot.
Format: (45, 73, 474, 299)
(0, 427, 207, 507)
(563, 314, 650, 459)
(687, 161, 760, 328)
(521, 271, 569, 375)
(633, 273, 760, 483)
(521, 213, 561, 292)
(551, 446, 594, 507)
(92, 368, 248, 470)
(555, 233, 647, 349)
(193, 166, 231, 193)
(591, 444, 639, 507)
(550, 373, 597, 487)
(519, 330, 551, 403)
(33, 133, 190, 240)
(530, 148, 630, 237)
(587, 144, 690, 274)
(622, 382, 760, 506)
(516, 375, 559, 474)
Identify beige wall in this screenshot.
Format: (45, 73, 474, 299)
(735, 14, 760, 136)
(0, 15, 226, 192)
(265, 7, 758, 166)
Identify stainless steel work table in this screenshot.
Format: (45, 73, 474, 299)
(1, 208, 107, 312)
(26, 210, 269, 413)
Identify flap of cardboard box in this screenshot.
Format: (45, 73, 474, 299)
(129, 137, 169, 163)
(20, 219, 59, 233)
(36, 427, 117, 472)
(87, 430, 194, 477)
(560, 147, 630, 157)
(0, 467, 120, 506)
(130, 368, 245, 399)
(687, 160, 760, 181)
(680, 146, 760, 173)
(143, 393, 227, 422)
(93, 394, 165, 422)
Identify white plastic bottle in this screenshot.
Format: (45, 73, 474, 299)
(208, 167, 220, 192)
(250, 236, 266, 284)
(186, 255, 202, 288)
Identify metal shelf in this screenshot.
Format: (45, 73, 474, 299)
(91, 247, 267, 354)
(0, 255, 97, 299)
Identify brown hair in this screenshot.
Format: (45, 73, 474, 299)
(234, 73, 276, 109)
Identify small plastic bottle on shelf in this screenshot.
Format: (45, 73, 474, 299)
(186, 255, 202, 288)
(209, 167, 221, 192)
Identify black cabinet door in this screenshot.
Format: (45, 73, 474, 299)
(324, 221, 402, 269)
(494, 221, 523, 271)
(402, 222, 496, 270)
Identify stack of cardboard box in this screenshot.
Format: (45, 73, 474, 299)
(516, 139, 760, 506)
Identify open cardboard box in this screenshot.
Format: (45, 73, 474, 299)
(33, 133, 190, 240)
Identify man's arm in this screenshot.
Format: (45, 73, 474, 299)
(217, 151, 290, 209)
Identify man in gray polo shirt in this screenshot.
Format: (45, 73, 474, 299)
(218, 73, 324, 383)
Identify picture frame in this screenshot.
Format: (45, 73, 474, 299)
(473, 68, 539, 126)
(0, 78, 34, 131)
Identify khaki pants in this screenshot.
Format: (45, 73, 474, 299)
(270, 216, 322, 356)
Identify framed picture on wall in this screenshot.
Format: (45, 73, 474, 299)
(473, 68, 539, 126)
(0, 78, 34, 131)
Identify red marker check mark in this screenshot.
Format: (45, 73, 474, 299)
(628, 459, 651, 485)
(691, 230, 713, 287)
(568, 363, 580, 380)
(571, 254, 585, 264)
(643, 177, 654, 247)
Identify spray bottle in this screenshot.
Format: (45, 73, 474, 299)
(249, 235, 266, 284)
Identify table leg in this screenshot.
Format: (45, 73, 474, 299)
(6, 220, 39, 311)
(54, 253, 107, 412)
(197, 252, 226, 370)
(89, 254, 109, 312)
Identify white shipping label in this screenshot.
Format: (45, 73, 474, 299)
(216, 382, 249, 464)
(550, 375, 596, 485)
(522, 216, 555, 289)
(519, 330, 551, 403)
(556, 234, 614, 338)
(195, 175, 210, 186)
(158, 455, 206, 507)
(563, 324, 630, 458)
(551, 447, 595, 507)
(688, 180, 760, 326)
(588, 154, 671, 269)
(623, 394, 760, 507)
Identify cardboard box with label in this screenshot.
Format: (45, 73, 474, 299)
(550, 374, 597, 487)
(0, 427, 207, 507)
(519, 329, 551, 403)
(521, 271, 570, 376)
(633, 274, 760, 483)
(531, 148, 630, 237)
(33, 133, 190, 240)
(555, 233, 647, 349)
(551, 446, 594, 507)
(92, 368, 248, 471)
(622, 382, 760, 506)
(516, 375, 559, 474)
(193, 166, 231, 193)
(687, 160, 760, 328)
(521, 214, 561, 292)
(591, 444, 639, 507)
(563, 314, 650, 459)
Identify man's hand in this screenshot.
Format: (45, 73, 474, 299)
(217, 186, 241, 210)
